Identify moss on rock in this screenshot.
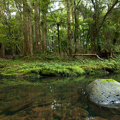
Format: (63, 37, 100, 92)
(101, 79, 116, 82)
(86, 79, 120, 108)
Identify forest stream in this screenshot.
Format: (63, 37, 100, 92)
(0, 74, 120, 120)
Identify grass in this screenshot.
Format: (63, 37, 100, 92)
(0, 54, 120, 77)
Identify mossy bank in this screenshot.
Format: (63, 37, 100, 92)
(0, 55, 120, 78)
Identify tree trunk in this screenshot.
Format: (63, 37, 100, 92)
(38, 0, 42, 52)
(18, 6, 23, 55)
(0, 43, 5, 57)
(29, 14, 33, 57)
(0, 5, 5, 57)
(42, 0, 48, 54)
(35, 0, 40, 54)
(67, 0, 72, 55)
(42, 20, 46, 54)
(57, 23, 61, 55)
(91, 0, 118, 53)
(7, 0, 14, 55)
(72, 4, 75, 54)
(74, 8, 78, 54)
(23, 0, 28, 56)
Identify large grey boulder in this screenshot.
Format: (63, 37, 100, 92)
(86, 79, 120, 108)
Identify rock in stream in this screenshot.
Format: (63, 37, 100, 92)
(86, 79, 120, 108)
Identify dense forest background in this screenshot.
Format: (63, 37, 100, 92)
(0, 0, 120, 58)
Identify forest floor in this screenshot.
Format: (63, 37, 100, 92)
(0, 54, 120, 78)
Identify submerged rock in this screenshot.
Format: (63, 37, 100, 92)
(8, 99, 33, 114)
(86, 79, 120, 108)
(71, 107, 89, 117)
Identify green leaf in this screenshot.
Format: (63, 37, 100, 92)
(0, 34, 6, 38)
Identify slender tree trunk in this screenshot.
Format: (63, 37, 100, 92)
(42, 0, 48, 54)
(72, 4, 75, 54)
(23, 0, 28, 56)
(57, 23, 61, 55)
(91, 0, 97, 52)
(7, 0, 14, 55)
(74, 10, 78, 54)
(73, 0, 79, 54)
(35, 0, 40, 54)
(18, 6, 23, 55)
(19, 23, 22, 55)
(38, 0, 42, 52)
(0, 5, 5, 57)
(29, 22, 33, 56)
(67, 0, 72, 55)
(42, 20, 46, 54)
(29, 14, 33, 57)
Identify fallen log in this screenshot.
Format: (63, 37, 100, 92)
(72, 54, 104, 61)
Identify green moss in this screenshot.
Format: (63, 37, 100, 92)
(66, 66, 85, 75)
(41, 69, 55, 75)
(101, 79, 116, 82)
(40, 68, 70, 76)
(98, 94, 103, 98)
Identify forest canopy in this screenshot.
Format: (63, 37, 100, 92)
(0, 0, 120, 58)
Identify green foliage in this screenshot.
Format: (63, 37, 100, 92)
(0, 0, 120, 56)
(0, 34, 6, 39)
(1, 55, 120, 77)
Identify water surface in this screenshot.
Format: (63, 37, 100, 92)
(0, 74, 120, 120)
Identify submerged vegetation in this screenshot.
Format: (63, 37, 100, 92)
(0, 55, 120, 78)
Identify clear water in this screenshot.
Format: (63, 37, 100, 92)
(0, 74, 120, 120)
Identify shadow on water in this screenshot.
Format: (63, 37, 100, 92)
(0, 74, 120, 120)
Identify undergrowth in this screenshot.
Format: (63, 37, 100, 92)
(0, 55, 120, 77)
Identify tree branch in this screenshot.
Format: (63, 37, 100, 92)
(77, 0, 81, 6)
(91, 0, 96, 11)
(99, 0, 118, 30)
(72, 54, 104, 61)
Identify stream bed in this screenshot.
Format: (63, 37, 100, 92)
(0, 74, 120, 120)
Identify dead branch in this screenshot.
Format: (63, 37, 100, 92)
(72, 54, 104, 61)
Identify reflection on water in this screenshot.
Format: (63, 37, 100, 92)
(0, 74, 120, 120)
